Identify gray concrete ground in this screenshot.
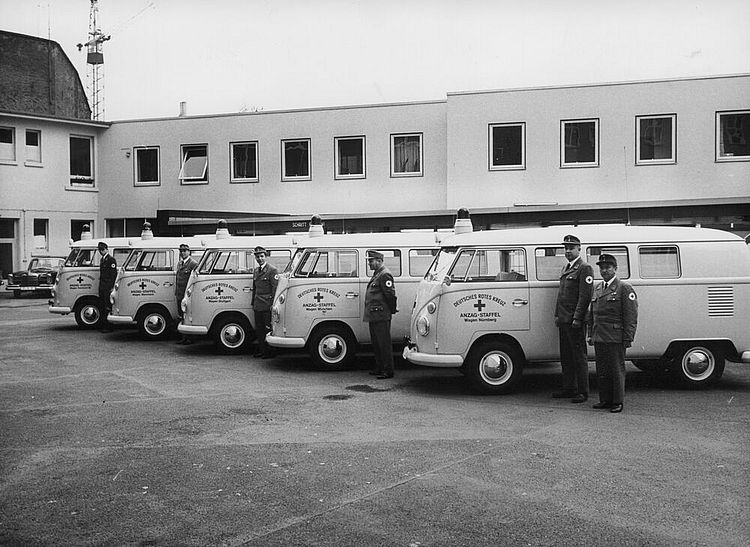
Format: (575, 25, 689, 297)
(1, 291, 748, 546)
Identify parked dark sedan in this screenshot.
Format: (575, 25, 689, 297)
(6, 257, 65, 297)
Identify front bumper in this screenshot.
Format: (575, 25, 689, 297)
(48, 305, 72, 315)
(108, 314, 135, 325)
(402, 345, 464, 367)
(178, 324, 208, 335)
(6, 284, 52, 292)
(266, 335, 306, 348)
(740, 350, 750, 363)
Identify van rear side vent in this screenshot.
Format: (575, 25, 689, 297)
(707, 286, 734, 317)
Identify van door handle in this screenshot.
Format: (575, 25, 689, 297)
(345, 292, 359, 298)
(243, 287, 252, 293)
(512, 298, 528, 307)
(163, 282, 173, 287)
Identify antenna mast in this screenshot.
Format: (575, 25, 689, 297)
(77, 0, 110, 120)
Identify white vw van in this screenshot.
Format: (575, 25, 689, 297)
(49, 225, 148, 328)
(267, 229, 448, 369)
(108, 235, 213, 339)
(177, 234, 296, 353)
(404, 222, 750, 394)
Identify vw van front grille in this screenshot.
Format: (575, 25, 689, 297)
(707, 286, 734, 317)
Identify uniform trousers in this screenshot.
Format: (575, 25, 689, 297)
(99, 289, 112, 328)
(254, 310, 272, 355)
(558, 324, 589, 394)
(368, 320, 393, 375)
(594, 342, 626, 404)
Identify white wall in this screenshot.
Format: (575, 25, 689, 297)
(445, 75, 750, 210)
(97, 101, 448, 221)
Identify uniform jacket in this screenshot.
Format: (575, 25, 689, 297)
(364, 266, 396, 322)
(587, 277, 638, 344)
(555, 257, 594, 324)
(99, 253, 117, 292)
(174, 256, 198, 299)
(251, 263, 279, 311)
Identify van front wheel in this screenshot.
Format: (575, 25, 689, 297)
(137, 307, 172, 340)
(309, 326, 355, 371)
(213, 316, 252, 354)
(464, 339, 523, 395)
(670, 345, 725, 388)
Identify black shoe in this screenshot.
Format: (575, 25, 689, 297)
(571, 393, 588, 403)
(369, 371, 384, 376)
(376, 373, 394, 379)
(183, 338, 193, 345)
(552, 391, 575, 399)
(610, 403, 623, 413)
(592, 402, 612, 409)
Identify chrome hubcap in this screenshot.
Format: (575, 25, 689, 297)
(144, 314, 166, 336)
(221, 325, 244, 347)
(682, 348, 714, 381)
(319, 335, 345, 363)
(479, 351, 513, 385)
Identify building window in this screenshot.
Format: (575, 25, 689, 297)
(70, 220, 93, 242)
(636, 114, 676, 165)
(107, 218, 156, 237)
(335, 136, 365, 179)
(0, 126, 16, 162)
(134, 146, 160, 186)
(25, 130, 41, 164)
(489, 123, 525, 170)
(561, 119, 599, 168)
(179, 144, 208, 184)
(70, 135, 94, 184)
(716, 110, 750, 161)
(282, 139, 311, 181)
(230, 141, 258, 183)
(391, 133, 423, 177)
(33, 218, 48, 250)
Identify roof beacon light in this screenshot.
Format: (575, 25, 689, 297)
(141, 222, 154, 240)
(454, 208, 473, 235)
(80, 224, 92, 241)
(216, 219, 230, 239)
(308, 215, 324, 238)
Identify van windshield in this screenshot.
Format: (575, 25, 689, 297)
(426, 247, 458, 280)
(64, 248, 94, 267)
(294, 248, 358, 278)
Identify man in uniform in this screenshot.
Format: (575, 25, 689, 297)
(553, 234, 595, 403)
(251, 246, 279, 358)
(175, 243, 198, 345)
(587, 254, 638, 413)
(97, 241, 117, 333)
(364, 250, 397, 379)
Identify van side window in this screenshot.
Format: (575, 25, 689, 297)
(409, 248, 438, 277)
(134, 250, 173, 271)
(204, 250, 252, 274)
(449, 248, 526, 282)
(535, 247, 567, 280)
(639, 246, 680, 278)
(368, 249, 401, 276)
(296, 249, 358, 277)
(260, 250, 292, 272)
(586, 246, 629, 279)
(113, 249, 130, 265)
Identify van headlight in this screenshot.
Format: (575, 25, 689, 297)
(417, 315, 430, 336)
(272, 306, 280, 323)
(278, 294, 285, 305)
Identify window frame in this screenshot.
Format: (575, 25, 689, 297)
(133, 146, 160, 186)
(585, 245, 630, 280)
(560, 118, 599, 168)
(334, 135, 366, 180)
(488, 122, 526, 171)
(178, 143, 209, 185)
(635, 114, 676, 165)
(25, 129, 42, 165)
(447, 247, 527, 283)
(230, 140, 259, 183)
(281, 138, 312, 182)
(69, 134, 95, 186)
(0, 126, 16, 163)
(390, 132, 423, 178)
(33, 218, 49, 250)
(716, 110, 750, 162)
(638, 245, 681, 279)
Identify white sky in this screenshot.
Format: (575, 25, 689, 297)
(2, 0, 749, 121)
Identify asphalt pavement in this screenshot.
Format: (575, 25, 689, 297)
(1, 290, 748, 546)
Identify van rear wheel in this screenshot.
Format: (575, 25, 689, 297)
(74, 299, 102, 329)
(464, 339, 523, 394)
(670, 345, 725, 388)
(309, 325, 355, 371)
